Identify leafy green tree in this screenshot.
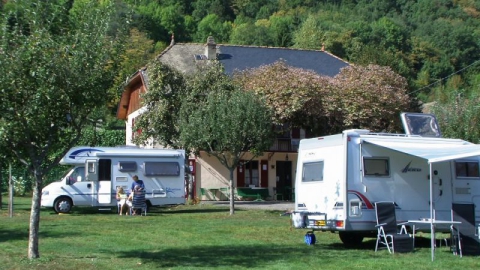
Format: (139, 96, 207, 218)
(192, 0, 235, 22)
(431, 91, 480, 143)
(160, 4, 188, 41)
(269, 12, 294, 47)
(134, 61, 274, 214)
(292, 14, 322, 50)
(194, 14, 232, 43)
(179, 88, 274, 215)
(369, 17, 409, 53)
(132, 61, 187, 149)
(131, 1, 169, 42)
(109, 28, 158, 109)
(0, 0, 126, 259)
(229, 21, 259, 45)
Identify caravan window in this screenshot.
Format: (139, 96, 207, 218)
(302, 161, 324, 182)
(144, 162, 180, 176)
(363, 157, 389, 177)
(455, 161, 480, 178)
(118, 161, 137, 172)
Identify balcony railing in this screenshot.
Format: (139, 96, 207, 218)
(269, 138, 299, 152)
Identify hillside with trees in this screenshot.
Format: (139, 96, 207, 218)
(121, 0, 480, 101)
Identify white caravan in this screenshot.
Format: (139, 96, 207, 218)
(292, 113, 480, 245)
(41, 146, 186, 213)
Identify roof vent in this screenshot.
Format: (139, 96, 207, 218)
(194, 54, 207, 61)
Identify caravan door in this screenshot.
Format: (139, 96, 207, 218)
(431, 162, 453, 220)
(86, 159, 99, 206)
(97, 159, 112, 204)
(86, 159, 112, 206)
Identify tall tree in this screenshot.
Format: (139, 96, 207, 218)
(134, 61, 274, 214)
(0, 0, 126, 259)
(179, 87, 274, 215)
(132, 61, 187, 148)
(235, 61, 334, 135)
(332, 64, 412, 133)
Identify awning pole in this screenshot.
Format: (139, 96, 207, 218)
(430, 164, 434, 261)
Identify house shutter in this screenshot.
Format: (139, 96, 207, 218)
(260, 160, 268, 188)
(236, 161, 245, 187)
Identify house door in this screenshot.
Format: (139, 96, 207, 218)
(276, 161, 292, 200)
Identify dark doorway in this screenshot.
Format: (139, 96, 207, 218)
(276, 161, 292, 200)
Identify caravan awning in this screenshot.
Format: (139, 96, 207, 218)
(362, 139, 480, 163)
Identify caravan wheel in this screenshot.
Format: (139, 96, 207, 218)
(339, 231, 364, 246)
(54, 197, 73, 214)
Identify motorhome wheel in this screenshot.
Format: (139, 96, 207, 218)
(339, 231, 364, 246)
(54, 197, 72, 214)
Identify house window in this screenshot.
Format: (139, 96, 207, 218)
(244, 160, 259, 187)
(363, 157, 390, 177)
(131, 117, 142, 141)
(144, 162, 180, 176)
(455, 161, 480, 178)
(302, 161, 324, 182)
(118, 161, 137, 172)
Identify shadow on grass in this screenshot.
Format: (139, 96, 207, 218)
(116, 244, 329, 268)
(325, 238, 377, 251)
(0, 226, 83, 243)
(0, 227, 29, 243)
(157, 207, 246, 215)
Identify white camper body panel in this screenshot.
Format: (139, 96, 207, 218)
(293, 130, 480, 235)
(41, 147, 186, 213)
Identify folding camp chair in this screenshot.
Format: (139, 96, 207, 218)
(375, 201, 414, 253)
(130, 190, 147, 216)
(451, 203, 480, 256)
(117, 193, 128, 215)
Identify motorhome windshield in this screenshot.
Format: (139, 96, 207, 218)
(63, 166, 85, 184)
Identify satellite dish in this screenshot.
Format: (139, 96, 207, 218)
(401, 112, 442, 137)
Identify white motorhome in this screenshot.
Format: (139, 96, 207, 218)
(41, 146, 186, 213)
(292, 113, 480, 245)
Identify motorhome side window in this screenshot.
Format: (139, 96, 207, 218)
(118, 161, 137, 172)
(455, 161, 480, 178)
(88, 162, 95, 173)
(144, 162, 180, 176)
(363, 157, 390, 177)
(302, 161, 324, 182)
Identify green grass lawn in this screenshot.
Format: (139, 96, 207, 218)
(1, 196, 480, 270)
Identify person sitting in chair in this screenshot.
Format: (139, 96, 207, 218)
(129, 184, 146, 216)
(116, 187, 129, 215)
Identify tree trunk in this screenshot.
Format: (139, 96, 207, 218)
(28, 173, 42, 259)
(9, 163, 13, 217)
(229, 168, 235, 215)
(0, 162, 3, 209)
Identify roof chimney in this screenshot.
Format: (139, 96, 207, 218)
(170, 32, 175, 46)
(321, 43, 325, 51)
(205, 36, 217, 60)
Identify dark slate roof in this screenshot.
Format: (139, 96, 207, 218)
(158, 43, 349, 77)
(217, 46, 349, 77)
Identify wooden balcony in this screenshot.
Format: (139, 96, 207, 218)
(269, 138, 299, 152)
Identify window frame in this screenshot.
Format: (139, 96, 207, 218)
(118, 161, 137, 172)
(455, 160, 480, 179)
(302, 161, 324, 182)
(143, 161, 180, 176)
(363, 157, 390, 177)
